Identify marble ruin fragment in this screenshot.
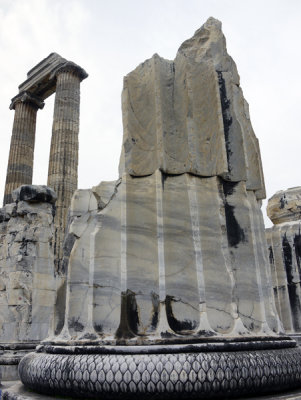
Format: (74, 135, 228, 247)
(0, 185, 57, 380)
(3, 17, 299, 399)
(3, 53, 88, 272)
(266, 187, 301, 340)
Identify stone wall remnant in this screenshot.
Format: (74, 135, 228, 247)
(0, 185, 57, 381)
(14, 18, 301, 399)
(266, 187, 301, 337)
(3, 54, 87, 273)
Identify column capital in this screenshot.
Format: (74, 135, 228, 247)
(50, 61, 88, 82)
(9, 91, 45, 111)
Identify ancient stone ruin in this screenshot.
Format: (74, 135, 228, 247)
(0, 54, 87, 383)
(0, 185, 57, 380)
(3, 53, 88, 272)
(266, 187, 301, 341)
(2, 17, 301, 400)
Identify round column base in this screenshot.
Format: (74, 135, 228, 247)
(18, 341, 301, 399)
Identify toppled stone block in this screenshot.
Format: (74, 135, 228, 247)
(12, 185, 57, 204)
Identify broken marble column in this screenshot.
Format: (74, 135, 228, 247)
(16, 18, 301, 400)
(3, 93, 44, 205)
(0, 185, 57, 381)
(266, 187, 301, 337)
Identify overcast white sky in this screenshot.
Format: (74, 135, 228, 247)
(0, 0, 300, 227)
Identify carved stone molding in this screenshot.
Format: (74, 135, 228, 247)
(9, 91, 45, 110)
(50, 61, 88, 82)
(17, 342, 301, 399)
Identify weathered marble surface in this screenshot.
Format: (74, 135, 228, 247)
(50, 169, 279, 344)
(0, 185, 58, 380)
(119, 17, 265, 200)
(266, 187, 301, 333)
(46, 17, 277, 345)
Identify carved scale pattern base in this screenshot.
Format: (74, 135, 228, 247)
(18, 344, 301, 399)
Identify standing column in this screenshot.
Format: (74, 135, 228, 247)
(48, 62, 88, 272)
(3, 92, 44, 205)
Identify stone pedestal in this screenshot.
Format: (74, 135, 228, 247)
(13, 18, 301, 399)
(3, 93, 44, 205)
(266, 187, 301, 336)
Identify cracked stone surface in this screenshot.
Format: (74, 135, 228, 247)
(266, 187, 301, 334)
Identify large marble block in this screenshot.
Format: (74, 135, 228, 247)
(119, 18, 265, 200)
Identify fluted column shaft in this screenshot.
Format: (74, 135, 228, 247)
(48, 69, 81, 272)
(3, 93, 44, 205)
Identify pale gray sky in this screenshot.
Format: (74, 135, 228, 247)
(0, 0, 300, 227)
